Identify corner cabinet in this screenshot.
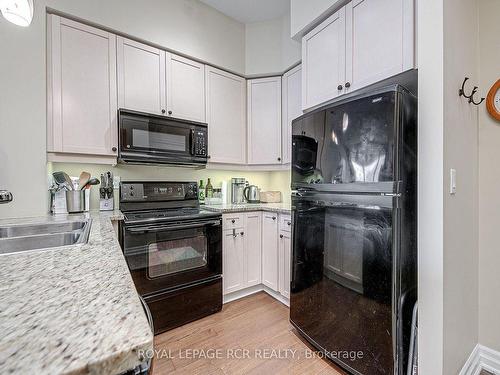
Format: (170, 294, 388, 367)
(205, 66, 247, 164)
(47, 15, 118, 162)
(247, 77, 282, 165)
(281, 65, 302, 164)
(302, 0, 415, 110)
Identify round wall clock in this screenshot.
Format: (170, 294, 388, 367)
(486, 79, 500, 121)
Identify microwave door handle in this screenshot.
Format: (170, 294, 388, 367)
(126, 220, 221, 234)
(190, 129, 196, 156)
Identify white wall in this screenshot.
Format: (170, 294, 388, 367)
(290, 0, 343, 39)
(419, 0, 480, 373)
(442, 0, 479, 372)
(478, 0, 500, 354)
(0, 0, 248, 219)
(245, 15, 300, 76)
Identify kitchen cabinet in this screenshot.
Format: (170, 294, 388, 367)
(302, 7, 346, 111)
(47, 15, 118, 160)
(205, 66, 247, 164)
(302, 0, 415, 110)
(262, 212, 279, 291)
(166, 53, 206, 122)
(222, 212, 262, 295)
(117, 41, 205, 122)
(279, 230, 291, 299)
(278, 214, 292, 299)
(344, 0, 415, 92)
(281, 65, 302, 164)
(244, 212, 262, 287)
(117, 37, 166, 115)
(223, 227, 245, 294)
(247, 77, 282, 165)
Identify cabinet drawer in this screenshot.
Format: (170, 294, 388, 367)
(280, 214, 292, 232)
(222, 213, 244, 230)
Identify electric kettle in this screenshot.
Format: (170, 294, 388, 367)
(243, 185, 260, 203)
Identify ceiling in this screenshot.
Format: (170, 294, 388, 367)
(199, 0, 290, 23)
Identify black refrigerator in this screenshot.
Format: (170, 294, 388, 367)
(290, 85, 417, 375)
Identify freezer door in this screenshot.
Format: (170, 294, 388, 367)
(290, 193, 400, 375)
(292, 91, 398, 192)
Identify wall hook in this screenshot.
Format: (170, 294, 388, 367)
(459, 77, 485, 106)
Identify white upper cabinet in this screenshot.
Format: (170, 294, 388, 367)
(302, 7, 346, 111)
(302, 0, 415, 110)
(47, 15, 117, 157)
(166, 53, 206, 122)
(117, 37, 166, 115)
(282, 65, 302, 164)
(344, 0, 415, 92)
(205, 66, 247, 164)
(247, 77, 282, 165)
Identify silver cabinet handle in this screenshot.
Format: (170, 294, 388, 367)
(232, 228, 237, 237)
(0, 190, 13, 204)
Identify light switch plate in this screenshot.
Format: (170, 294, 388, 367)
(450, 169, 457, 195)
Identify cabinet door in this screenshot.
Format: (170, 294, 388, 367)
(345, 0, 415, 92)
(223, 229, 245, 294)
(205, 66, 246, 164)
(262, 213, 279, 291)
(48, 15, 117, 156)
(117, 37, 166, 115)
(282, 65, 302, 164)
(244, 212, 262, 287)
(166, 53, 206, 122)
(247, 77, 282, 165)
(302, 7, 346, 111)
(279, 231, 291, 299)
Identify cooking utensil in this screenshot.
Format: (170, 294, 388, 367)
(53, 171, 74, 191)
(78, 171, 91, 190)
(82, 178, 100, 190)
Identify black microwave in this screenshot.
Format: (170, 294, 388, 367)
(118, 109, 208, 167)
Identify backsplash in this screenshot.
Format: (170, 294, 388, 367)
(49, 163, 291, 211)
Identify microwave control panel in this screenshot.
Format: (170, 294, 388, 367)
(194, 129, 207, 157)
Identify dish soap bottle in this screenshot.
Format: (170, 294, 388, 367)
(198, 180, 205, 203)
(206, 178, 213, 199)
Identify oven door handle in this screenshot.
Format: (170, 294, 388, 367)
(125, 219, 221, 234)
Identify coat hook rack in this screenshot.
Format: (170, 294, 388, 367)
(459, 77, 485, 106)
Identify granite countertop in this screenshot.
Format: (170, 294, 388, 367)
(0, 211, 153, 375)
(204, 202, 291, 214)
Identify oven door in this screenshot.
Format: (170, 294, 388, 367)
(123, 217, 222, 296)
(118, 109, 207, 165)
(290, 192, 400, 375)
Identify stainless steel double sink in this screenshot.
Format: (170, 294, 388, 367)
(0, 219, 92, 255)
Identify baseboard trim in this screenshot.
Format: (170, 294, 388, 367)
(223, 284, 290, 306)
(460, 344, 500, 375)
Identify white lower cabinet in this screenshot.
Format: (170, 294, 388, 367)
(223, 211, 291, 303)
(244, 212, 262, 287)
(222, 227, 245, 294)
(222, 212, 262, 295)
(278, 215, 292, 299)
(262, 212, 279, 291)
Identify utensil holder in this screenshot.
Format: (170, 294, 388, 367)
(66, 190, 85, 213)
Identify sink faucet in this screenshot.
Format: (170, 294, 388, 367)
(0, 190, 13, 204)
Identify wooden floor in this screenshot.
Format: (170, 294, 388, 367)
(153, 292, 345, 374)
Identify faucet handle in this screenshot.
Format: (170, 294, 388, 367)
(0, 190, 13, 204)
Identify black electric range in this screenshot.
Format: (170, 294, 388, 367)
(120, 181, 222, 334)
